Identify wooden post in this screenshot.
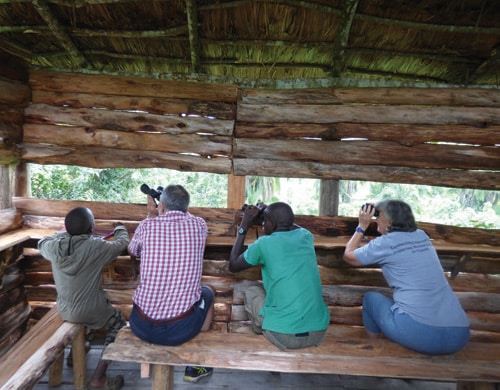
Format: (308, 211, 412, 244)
(71, 326, 87, 389)
(152, 364, 173, 390)
(48, 353, 64, 387)
(319, 179, 339, 216)
(0, 166, 12, 210)
(227, 174, 246, 209)
(140, 363, 151, 378)
(14, 163, 30, 197)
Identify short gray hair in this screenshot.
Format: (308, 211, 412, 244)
(375, 199, 417, 233)
(160, 184, 190, 212)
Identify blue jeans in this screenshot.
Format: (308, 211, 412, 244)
(362, 291, 470, 355)
(129, 286, 214, 346)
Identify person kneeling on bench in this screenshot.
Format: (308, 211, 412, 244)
(228, 202, 330, 350)
(128, 184, 215, 383)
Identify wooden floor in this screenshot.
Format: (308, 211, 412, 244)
(33, 339, 457, 390)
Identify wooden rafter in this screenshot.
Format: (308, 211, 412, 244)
(470, 45, 500, 83)
(332, 0, 359, 77)
(31, 0, 86, 69)
(186, 0, 201, 73)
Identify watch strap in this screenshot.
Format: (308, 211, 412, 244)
(355, 226, 366, 234)
(238, 226, 247, 235)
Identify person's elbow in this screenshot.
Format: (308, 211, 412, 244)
(228, 255, 250, 273)
(343, 251, 362, 267)
(228, 257, 240, 273)
(228, 261, 237, 273)
(128, 243, 139, 257)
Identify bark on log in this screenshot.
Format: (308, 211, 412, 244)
(237, 103, 500, 125)
(233, 158, 499, 190)
(0, 108, 24, 145)
(13, 198, 499, 245)
(31, 90, 236, 120)
(0, 271, 30, 357)
(234, 138, 499, 170)
(236, 122, 500, 146)
(23, 124, 232, 156)
(321, 285, 500, 313)
(29, 70, 239, 103)
(25, 104, 234, 136)
(19, 143, 232, 173)
(0, 79, 30, 107)
(239, 88, 500, 107)
(0, 208, 23, 234)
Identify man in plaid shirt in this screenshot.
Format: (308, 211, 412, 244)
(128, 184, 214, 383)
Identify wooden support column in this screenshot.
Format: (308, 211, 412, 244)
(15, 162, 30, 197)
(152, 364, 173, 390)
(0, 165, 13, 210)
(71, 326, 87, 389)
(227, 174, 246, 209)
(48, 353, 64, 387)
(319, 179, 339, 216)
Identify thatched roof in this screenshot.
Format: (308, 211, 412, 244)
(1, 0, 499, 88)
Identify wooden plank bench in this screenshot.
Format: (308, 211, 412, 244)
(0, 228, 57, 253)
(0, 306, 87, 390)
(8, 199, 500, 390)
(103, 325, 500, 390)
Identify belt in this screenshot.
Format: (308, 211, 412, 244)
(134, 304, 195, 326)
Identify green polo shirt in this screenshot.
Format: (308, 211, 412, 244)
(243, 228, 330, 334)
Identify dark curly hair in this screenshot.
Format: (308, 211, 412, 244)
(64, 207, 95, 235)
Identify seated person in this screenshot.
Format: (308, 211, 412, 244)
(128, 184, 214, 383)
(228, 201, 330, 350)
(343, 199, 470, 355)
(38, 207, 130, 389)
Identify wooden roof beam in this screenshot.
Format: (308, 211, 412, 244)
(332, 0, 359, 77)
(186, 0, 201, 73)
(31, 0, 87, 69)
(469, 45, 500, 84)
(0, 38, 32, 64)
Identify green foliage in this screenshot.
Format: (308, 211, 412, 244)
(29, 165, 499, 228)
(246, 176, 281, 205)
(30, 165, 227, 207)
(338, 181, 500, 229)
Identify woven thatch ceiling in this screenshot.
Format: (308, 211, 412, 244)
(1, 0, 499, 88)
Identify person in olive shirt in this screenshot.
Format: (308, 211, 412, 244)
(228, 201, 330, 350)
(38, 207, 130, 389)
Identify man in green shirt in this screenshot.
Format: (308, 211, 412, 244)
(228, 202, 330, 350)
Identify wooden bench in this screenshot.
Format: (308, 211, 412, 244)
(0, 228, 57, 253)
(0, 306, 87, 390)
(7, 199, 500, 389)
(103, 325, 500, 390)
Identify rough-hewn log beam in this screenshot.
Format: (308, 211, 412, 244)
(31, 0, 86, 68)
(332, 0, 359, 77)
(470, 45, 500, 84)
(186, 0, 201, 73)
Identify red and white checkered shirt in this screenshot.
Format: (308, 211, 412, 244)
(129, 211, 207, 320)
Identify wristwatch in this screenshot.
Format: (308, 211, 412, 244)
(355, 226, 366, 234)
(238, 226, 247, 235)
